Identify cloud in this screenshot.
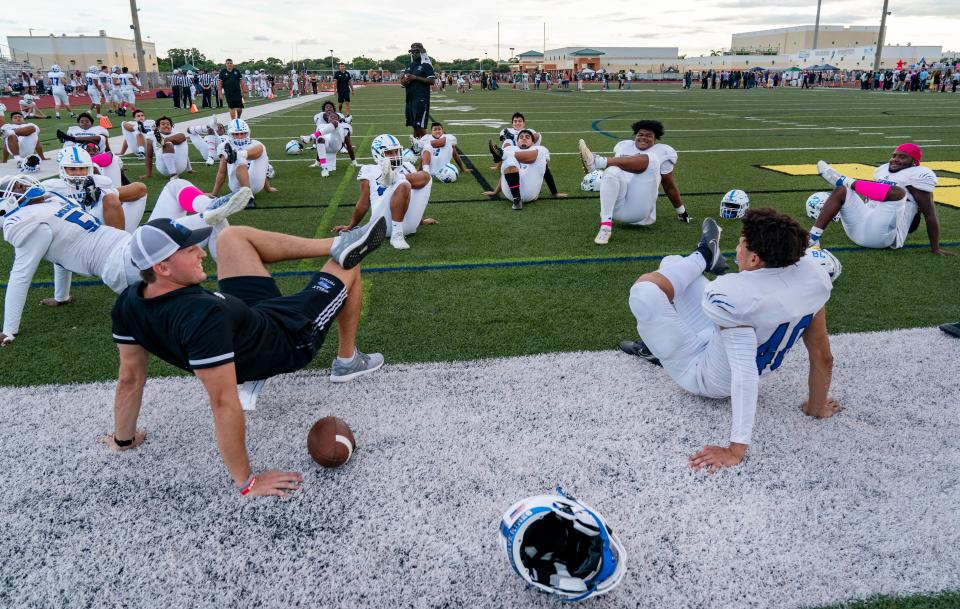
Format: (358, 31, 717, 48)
(252, 36, 272, 42)
(296, 38, 318, 45)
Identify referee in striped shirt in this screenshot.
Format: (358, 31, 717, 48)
(198, 69, 214, 108)
(170, 69, 185, 108)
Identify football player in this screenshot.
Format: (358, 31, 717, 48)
(320, 100, 359, 165)
(487, 112, 564, 199)
(47, 65, 76, 120)
(621, 211, 838, 472)
(18, 94, 47, 119)
(2, 111, 47, 167)
(289, 70, 300, 97)
(482, 129, 559, 210)
(210, 118, 278, 205)
(99, 66, 118, 114)
(302, 109, 352, 176)
(578, 120, 689, 245)
(84, 65, 105, 117)
(119, 108, 155, 160)
(186, 117, 226, 166)
(0, 174, 250, 346)
(810, 144, 956, 255)
(332, 134, 435, 250)
(418, 122, 470, 179)
(142, 116, 190, 180)
(57, 113, 110, 153)
(117, 67, 139, 113)
(109, 66, 124, 113)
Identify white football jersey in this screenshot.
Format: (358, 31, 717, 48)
(99, 72, 113, 89)
(66, 125, 109, 151)
(420, 134, 457, 170)
(702, 255, 832, 378)
(117, 73, 135, 88)
(43, 175, 117, 208)
(613, 140, 678, 174)
(873, 163, 937, 195)
(2, 197, 130, 278)
(500, 127, 540, 146)
(357, 162, 417, 200)
(47, 71, 67, 90)
(85, 71, 100, 89)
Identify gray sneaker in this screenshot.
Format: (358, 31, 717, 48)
(330, 216, 387, 269)
(696, 218, 728, 275)
(201, 187, 252, 226)
(330, 350, 384, 383)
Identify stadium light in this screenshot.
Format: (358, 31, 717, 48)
(872, 0, 891, 71)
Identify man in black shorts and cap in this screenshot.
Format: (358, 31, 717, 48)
(218, 58, 246, 120)
(332, 62, 354, 115)
(103, 216, 388, 498)
(401, 42, 435, 142)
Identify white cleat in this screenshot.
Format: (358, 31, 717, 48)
(351, 159, 361, 168)
(594, 226, 612, 245)
(817, 160, 850, 189)
(205, 157, 216, 166)
(321, 168, 330, 177)
(390, 233, 411, 250)
(201, 187, 252, 225)
(408, 135, 423, 154)
(309, 160, 322, 168)
(300, 134, 313, 144)
(578, 139, 596, 172)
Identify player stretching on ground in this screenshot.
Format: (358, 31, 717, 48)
(333, 134, 435, 250)
(810, 143, 956, 256)
(142, 116, 190, 181)
(102, 215, 389, 498)
(487, 112, 565, 199)
(211, 118, 278, 207)
(419, 122, 471, 179)
(2, 112, 47, 168)
(578, 120, 689, 245)
(482, 129, 565, 210)
(620, 211, 838, 471)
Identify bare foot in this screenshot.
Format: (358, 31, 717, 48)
(264, 185, 279, 193)
(39, 297, 72, 307)
(421, 218, 438, 225)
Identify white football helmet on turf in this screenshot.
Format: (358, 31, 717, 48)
(720, 189, 750, 219)
(285, 139, 303, 155)
(806, 191, 839, 222)
(500, 487, 627, 601)
(227, 118, 251, 148)
(434, 163, 459, 183)
(580, 170, 602, 192)
(371, 134, 404, 168)
(266, 164, 276, 179)
(57, 147, 95, 188)
(806, 247, 842, 282)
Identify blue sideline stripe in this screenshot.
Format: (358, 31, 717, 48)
(5, 241, 959, 290)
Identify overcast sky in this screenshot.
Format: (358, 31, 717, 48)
(2, 0, 956, 62)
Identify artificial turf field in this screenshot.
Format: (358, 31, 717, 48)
(2, 84, 958, 386)
(0, 85, 958, 608)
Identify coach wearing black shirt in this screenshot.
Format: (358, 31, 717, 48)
(218, 58, 245, 120)
(333, 63, 354, 115)
(105, 217, 388, 498)
(401, 42, 435, 139)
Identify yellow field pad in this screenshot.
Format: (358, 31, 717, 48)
(934, 187, 960, 208)
(762, 164, 960, 188)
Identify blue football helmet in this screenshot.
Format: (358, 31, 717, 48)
(371, 134, 404, 168)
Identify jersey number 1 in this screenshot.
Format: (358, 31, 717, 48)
(755, 313, 814, 373)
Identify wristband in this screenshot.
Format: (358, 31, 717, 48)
(239, 474, 257, 496)
(114, 435, 134, 447)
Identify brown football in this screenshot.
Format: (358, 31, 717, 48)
(307, 416, 356, 468)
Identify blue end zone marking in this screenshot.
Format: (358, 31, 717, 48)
(591, 113, 631, 140)
(7, 241, 959, 290)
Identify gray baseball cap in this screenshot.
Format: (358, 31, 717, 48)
(130, 219, 211, 270)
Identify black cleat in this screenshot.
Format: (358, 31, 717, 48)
(55, 129, 72, 144)
(245, 196, 256, 209)
(696, 218, 728, 275)
(511, 199, 522, 210)
(677, 210, 693, 223)
(154, 128, 164, 147)
(618, 340, 662, 366)
(137, 120, 149, 134)
(940, 322, 960, 338)
(488, 139, 503, 163)
(222, 141, 237, 164)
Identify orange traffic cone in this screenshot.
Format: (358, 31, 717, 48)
(268, 90, 274, 99)
(99, 115, 113, 129)
(189, 103, 199, 113)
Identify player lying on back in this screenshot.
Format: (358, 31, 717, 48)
(578, 119, 689, 245)
(210, 118, 278, 207)
(482, 129, 565, 210)
(103, 215, 389, 497)
(486, 112, 565, 199)
(418, 122, 471, 182)
(0, 174, 251, 346)
(2, 111, 47, 169)
(809, 143, 956, 256)
(333, 134, 436, 250)
(620, 210, 839, 471)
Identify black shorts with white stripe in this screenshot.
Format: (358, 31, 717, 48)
(405, 98, 430, 128)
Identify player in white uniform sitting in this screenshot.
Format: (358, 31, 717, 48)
(810, 143, 956, 255)
(57, 113, 110, 153)
(0, 174, 251, 346)
(210, 118, 277, 208)
(47, 65, 76, 120)
(2, 111, 47, 169)
(18, 94, 47, 119)
(119, 108, 155, 160)
(142, 116, 190, 180)
(418, 122, 470, 181)
(301, 108, 356, 176)
(621, 211, 838, 471)
(84, 66, 104, 118)
(186, 117, 226, 166)
(578, 120, 690, 245)
(486, 112, 565, 199)
(333, 134, 435, 250)
(482, 129, 554, 210)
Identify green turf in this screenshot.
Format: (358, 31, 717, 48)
(2, 85, 958, 608)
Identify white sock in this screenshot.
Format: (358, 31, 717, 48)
(594, 155, 608, 169)
(598, 173, 619, 224)
(657, 253, 707, 295)
(162, 152, 177, 176)
(137, 146, 144, 155)
(391, 221, 404, 238)
(337, 350, 357, 364)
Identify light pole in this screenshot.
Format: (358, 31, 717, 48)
(812, 0, 822, 49)
(484, 52, 488, 71)
(509, 47, 515, 62)
(872, 0, 891, 71)
(330, 50, 334, 75)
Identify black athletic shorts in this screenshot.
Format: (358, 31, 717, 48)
(405, 98, 430, 128)
(337, 89, 350, 103)
(219, 273, 347, 371)
(226, 95, 244, 109)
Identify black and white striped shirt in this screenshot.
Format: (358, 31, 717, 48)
(171, 74, 189, 87)
(198, 73, 213, 88)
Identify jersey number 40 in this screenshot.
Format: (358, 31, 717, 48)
(756, 313, 813, 373)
